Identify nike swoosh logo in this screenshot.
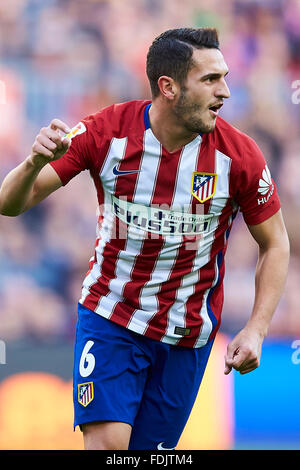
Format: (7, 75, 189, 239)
(157, 442, 175, 450)
(113, 165, 140, 176)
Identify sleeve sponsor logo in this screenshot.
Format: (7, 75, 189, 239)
(112, 195, 213, 237)
(257, 165, 274, 205)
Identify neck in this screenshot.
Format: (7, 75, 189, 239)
(148, 100, 199, 153)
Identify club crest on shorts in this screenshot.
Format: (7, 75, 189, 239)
(78, 382, 94, 407)
(191, 172, 218, 203)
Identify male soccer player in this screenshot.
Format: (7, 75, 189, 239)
(0, 28, 289, 450)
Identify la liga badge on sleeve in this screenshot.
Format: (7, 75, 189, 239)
(65, 121, 87, 140)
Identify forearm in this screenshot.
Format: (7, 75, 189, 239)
(246, 242, 290, 338)
(0, 119, 71, 217)
(0, 156, 45, 216)
(224, 211, 290, 375)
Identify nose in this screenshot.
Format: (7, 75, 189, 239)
(216, 78, 230, 99)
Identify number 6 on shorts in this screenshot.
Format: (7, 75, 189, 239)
(79, 340, 95, 377)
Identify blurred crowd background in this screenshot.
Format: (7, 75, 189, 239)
(0, 0, 300, 345)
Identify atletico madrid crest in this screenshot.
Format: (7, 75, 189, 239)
(78, 382, 94, 407)
(191, 172, 218, 203)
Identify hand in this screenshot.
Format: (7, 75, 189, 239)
(224, 327, 264, 375)
(29, 119, 72, 168)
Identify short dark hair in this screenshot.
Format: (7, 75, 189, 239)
(146, 28, 220, 98)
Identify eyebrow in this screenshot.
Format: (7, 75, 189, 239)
(200, 70, 229, 81)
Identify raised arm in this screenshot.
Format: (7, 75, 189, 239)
(0, 119, 71, 216)
(224, 209, 290, 375)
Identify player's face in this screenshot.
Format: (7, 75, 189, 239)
(173, 48, 230, 134)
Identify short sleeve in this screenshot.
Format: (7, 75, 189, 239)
(49, 120, 91, 186)
(235, 137, 281, 225)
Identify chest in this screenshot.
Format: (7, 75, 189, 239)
(99, 131, 233, 214)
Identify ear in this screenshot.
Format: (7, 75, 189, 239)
(157, 76, 179, 100)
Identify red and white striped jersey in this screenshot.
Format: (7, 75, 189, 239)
(50, 100, 281, 348)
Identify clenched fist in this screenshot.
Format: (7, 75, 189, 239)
(224, 326, 264, 375)
(29, 119, 72, 168)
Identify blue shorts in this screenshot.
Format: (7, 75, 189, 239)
(73, 303, 214, 450)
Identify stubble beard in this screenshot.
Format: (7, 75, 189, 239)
(173, 87, 216, 135)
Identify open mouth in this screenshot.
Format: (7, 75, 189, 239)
(209, 103, 223, 116)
